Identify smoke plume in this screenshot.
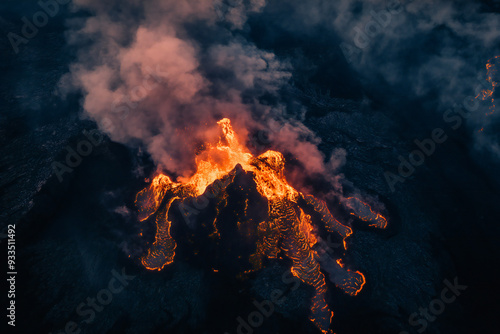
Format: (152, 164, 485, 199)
(59, 0, 343, 187)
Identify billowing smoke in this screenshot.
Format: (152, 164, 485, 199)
(61, 0, 500, 199)
(321, 0, 500, 157)
(59, 0, 320, 179)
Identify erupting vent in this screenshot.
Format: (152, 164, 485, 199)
(135, 118, 387, 333)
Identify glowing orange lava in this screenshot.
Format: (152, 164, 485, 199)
(135, 118, 387, 333)
(477, 55, 499, 115)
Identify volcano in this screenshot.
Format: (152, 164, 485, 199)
(135, 118, 387, 334)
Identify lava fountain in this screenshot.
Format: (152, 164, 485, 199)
(135, 118, 387, 334)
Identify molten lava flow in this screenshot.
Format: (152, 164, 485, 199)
(141, 196, 178, 271)
(135, 118, 388, 334)
(477, 55, 499, 115)
(344, 197, 388, 229)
